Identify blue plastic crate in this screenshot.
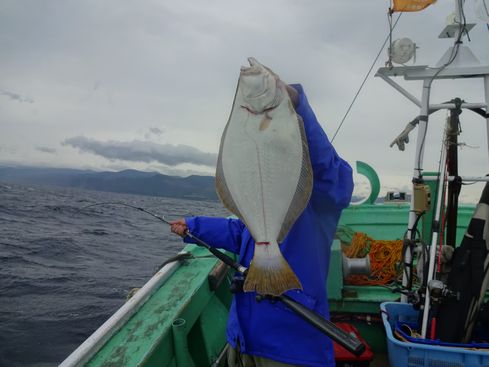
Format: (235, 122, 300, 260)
(393, 320, 489, 349)
(381, 302, 489, 367)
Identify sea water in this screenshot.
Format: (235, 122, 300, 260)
(0, 182, 228, 366)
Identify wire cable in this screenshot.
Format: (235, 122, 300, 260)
(79, 201, 173, 225)
(415, 3, 467, 176)
(331, 13, 403, 142)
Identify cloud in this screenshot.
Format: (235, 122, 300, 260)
(0, 145, 17, 154)
(149, 127, 163, 135)
(62, 136, 217, 167)
(144, 127, 164, 140)
(1, 1, 486, 203)
(0, 89, 34, 103)
(36, 146, 57, 154)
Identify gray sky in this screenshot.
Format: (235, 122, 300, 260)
(1, 0, 488, 202)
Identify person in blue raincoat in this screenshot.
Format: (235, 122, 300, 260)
(170, 84, 353, 367)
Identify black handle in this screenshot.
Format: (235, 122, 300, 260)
(279, 295, 366, 356)
(187, 231, 366, 356)
(186, 232, 247, 274)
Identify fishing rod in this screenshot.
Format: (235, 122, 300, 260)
(81, 202, 366, 356)
(188, 235, 366, 356)
(81, 202, 246, 273)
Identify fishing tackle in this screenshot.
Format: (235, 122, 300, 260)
(80, 202, 178, 225)
(80, 201, 366, 355)
(80, 202, 247, 274)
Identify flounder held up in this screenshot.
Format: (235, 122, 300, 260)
(216, 57, 313, 296)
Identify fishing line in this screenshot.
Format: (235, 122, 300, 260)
(425, 2, 465, 78)
(80, 205, 366, 355)
(81, 202, 248, 274)
(79, 202, 186, 225)
(331, 12, 403, 143)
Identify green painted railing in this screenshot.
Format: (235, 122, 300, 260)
(85, 245, 233, 367)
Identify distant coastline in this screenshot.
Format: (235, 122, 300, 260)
(0, 166, 218, 201)
(0, 166, 376, 203)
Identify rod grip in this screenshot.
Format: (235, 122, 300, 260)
(279, 295, 366, 356)
(187, 232, 365, 355)
(187, 232, 247, 274)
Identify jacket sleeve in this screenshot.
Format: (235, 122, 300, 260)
(183, 216, 245, 254)
(291, 84, 353, 210)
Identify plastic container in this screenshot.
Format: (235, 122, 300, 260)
(394, 321, 489, 349)
(381, 302, 489, 367)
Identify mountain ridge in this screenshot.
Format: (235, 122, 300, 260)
(0, 166, 218, 201)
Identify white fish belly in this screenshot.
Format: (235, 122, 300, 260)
(220, 105, 305, 244)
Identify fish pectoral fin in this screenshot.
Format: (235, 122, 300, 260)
(243, 242, 302, 296)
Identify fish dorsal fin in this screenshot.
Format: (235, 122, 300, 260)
(277, 114, 313, 244)
(215, 79, 245, 221)
(216, 152, 244, 220)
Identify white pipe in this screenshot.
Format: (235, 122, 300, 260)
(402, 79, 432, 303)
(377, 73, 421, 107)
(377, 73, 487, 112)
(485, 75, 489, 162)
(454, 0, 463, 41)
(449, 176, 489, 182)
(430, 102, 487, 111)
(421, 125, 449, 339)
(423, 176, 489, 182)
(59, 256, 183, 367)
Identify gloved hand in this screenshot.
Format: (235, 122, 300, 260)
(390, 120, 417, 151)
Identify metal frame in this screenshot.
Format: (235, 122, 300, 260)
(420, 124, 448, 338)
(374, 0, 489, 321)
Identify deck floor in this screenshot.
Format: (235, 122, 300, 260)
(370, 353, 389, 367)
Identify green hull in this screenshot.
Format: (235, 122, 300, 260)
(330, 203, 473, 355)
(60, 200, 474, 367)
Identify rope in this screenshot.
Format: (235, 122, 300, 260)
(342, 232, 404, 286)
(331, 12, 402, 142)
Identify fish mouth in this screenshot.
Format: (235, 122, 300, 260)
(240, 58, 269, 99)
(240, 57, 261, 74)
(239, 57, 280, 104)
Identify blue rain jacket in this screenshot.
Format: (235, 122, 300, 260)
(184, 84, 353, 367)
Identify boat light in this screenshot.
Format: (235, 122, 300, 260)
(389, 38, 416, 65)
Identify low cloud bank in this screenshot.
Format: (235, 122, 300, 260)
(63, 136, 217, 167)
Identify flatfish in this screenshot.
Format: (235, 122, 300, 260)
(216, 58, 313, 296)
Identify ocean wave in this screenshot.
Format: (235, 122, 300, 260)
(1, 182, 228, 366)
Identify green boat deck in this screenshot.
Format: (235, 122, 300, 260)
(86, 245, 233, 367)
(64, 191, 475, 366)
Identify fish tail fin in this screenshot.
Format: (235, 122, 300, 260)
(243, 241, 302, 296)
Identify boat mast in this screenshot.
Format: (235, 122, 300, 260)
(445, 99, 462, 248)
(376, 0, 489, 328)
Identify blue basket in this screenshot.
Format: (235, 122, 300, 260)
(393, 321, 489, 349)
(381, 302, 489, 367)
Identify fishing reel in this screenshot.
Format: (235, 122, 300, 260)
(229, 275, 282, 304)
(397, 280, 458, 312)
(391, 285, 423, 309)
(229, 274, 245, 294)
(428, 279, 459, 303)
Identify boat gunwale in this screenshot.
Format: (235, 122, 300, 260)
(59, 253, 185, 367)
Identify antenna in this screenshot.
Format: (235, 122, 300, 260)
(439, 0, 475, 39)
(474, 0, 489, 22)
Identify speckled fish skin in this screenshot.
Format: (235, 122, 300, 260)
(215, 57, 313, 296)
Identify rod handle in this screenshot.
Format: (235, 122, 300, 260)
(186, 232, 247, 274)
(279, 295, 366, 356)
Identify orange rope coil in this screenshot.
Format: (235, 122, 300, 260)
(342, 232, 403, 286)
